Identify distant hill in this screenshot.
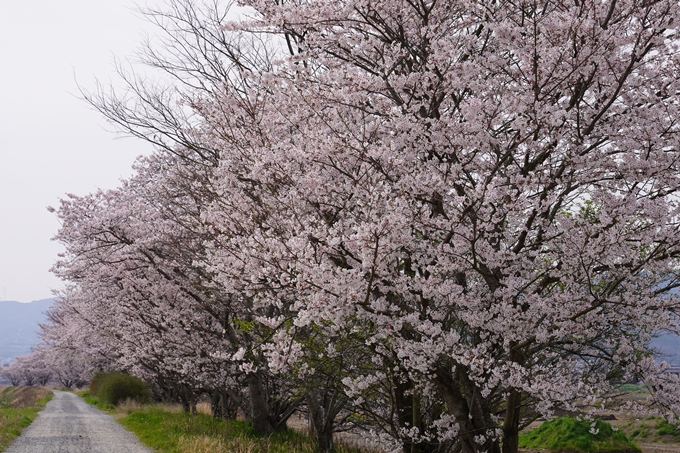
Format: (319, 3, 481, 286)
(0, 297, 676, 369)
(0, 299, 53, 364)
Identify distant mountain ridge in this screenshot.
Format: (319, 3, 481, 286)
(0, 299, 54, 364)
(0, 298, 676, 368)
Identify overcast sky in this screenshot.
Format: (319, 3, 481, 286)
(0, 1, 158, 302)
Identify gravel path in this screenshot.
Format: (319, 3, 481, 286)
(4, 390, 153, 453)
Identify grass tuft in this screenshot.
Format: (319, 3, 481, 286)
(177, 435, 227, 453)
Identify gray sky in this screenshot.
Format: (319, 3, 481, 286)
(0, 1, 156, 302)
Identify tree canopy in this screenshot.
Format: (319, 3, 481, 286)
(29, 0, 680, 452)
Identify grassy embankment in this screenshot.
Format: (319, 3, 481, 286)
(519, 416, 640, 453)
(610, 384, 680, 444)
(620, 416, 680, 443)
(0, 386, 53, 452)
(78, 390, 371, 453)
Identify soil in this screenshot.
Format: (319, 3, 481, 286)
(636, 444, 680, 453)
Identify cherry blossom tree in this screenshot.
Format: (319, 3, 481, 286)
(1, 362, 23, 387)
(43, 350, 92, 389)
(1, 354, 52, 387)
(47, 0, 680, 452)
(198, 0, 680, 452)
(48, 150, 300, 430)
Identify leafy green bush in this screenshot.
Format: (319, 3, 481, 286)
(90, 372, 151, 406)
(519, 416, 639, 452)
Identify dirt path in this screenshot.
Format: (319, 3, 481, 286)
(635, 444, 680, 453)
(4, 390, 152, 453)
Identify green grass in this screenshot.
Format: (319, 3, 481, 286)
(76, 390, 115, 411)
(0, 389, 53, 452)
(617, 384, 648, 394)
(519, 416, 640, 453)
(118, 408, 228, 453)
(77, 392, 369, 453)
(655, 419, 678, 437)
(118, 406, 367, 453)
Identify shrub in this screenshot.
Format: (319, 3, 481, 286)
(90, 372, 151, 406)
(519, 416, 639, 453)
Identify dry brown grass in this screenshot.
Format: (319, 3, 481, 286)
(176, 433, 352, 453)
(287, 414, 384, 452)
(195, 401, 212, 415)
(1, 386, 52, 408)
(116, 398, 183, 414)
(117, 398, 145, 412)
(178, 435, 227, 453)
(156, 402, 183, 413)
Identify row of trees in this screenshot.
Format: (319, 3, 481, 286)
(17, 0, 680, 452)
(1, 348, 90, 389)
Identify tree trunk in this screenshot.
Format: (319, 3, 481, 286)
(436, 365, 502, 453)
(211, 390, 223, 418)
(179, 385, 196, 414)
(502, 390, 522, 453)
(220, 389, 238, 420)
(306, 391, 336, 453)
(395, 378, 424, 453)
(503, 347, 524, 453)
(247, 371, 274, 435)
